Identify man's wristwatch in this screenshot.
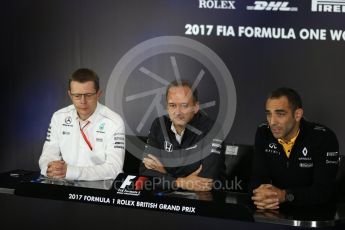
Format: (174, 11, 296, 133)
(285, 190, 295, 202)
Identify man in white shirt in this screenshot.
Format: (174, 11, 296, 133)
(39, 68, 125, 181)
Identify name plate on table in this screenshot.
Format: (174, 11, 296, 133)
(14, 173, 253, 221)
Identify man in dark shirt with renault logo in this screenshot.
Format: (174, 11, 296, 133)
(250, 87, 339, 209)
(139, 80, 224, 192)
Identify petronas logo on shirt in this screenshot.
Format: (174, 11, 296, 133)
(99, 123, 105, 130)
(302, 147, 308, 156)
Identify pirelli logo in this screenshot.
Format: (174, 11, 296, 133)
(311, 0, 345, 13)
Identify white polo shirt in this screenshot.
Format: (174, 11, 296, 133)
(39, 102, 125, 181)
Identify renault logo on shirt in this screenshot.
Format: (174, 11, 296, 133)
(302, 147, 308, 156)
(164, 141, 173, 152)
(298, 147, 311, 161)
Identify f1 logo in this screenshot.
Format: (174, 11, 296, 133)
(120, 175, 136, 189)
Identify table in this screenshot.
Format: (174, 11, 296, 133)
(0, 169, 344, 229)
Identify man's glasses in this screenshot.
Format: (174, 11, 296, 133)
(70, 92, 97, 100)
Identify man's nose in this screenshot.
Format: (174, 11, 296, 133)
(80, 95, 87, 103)
(268, 115, 277, 126)
(174, 106, 182, 115)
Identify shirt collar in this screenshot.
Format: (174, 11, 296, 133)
(170, 123, 185, 137)
(74, 102, 100, 124)
(278, 129, 300, 145)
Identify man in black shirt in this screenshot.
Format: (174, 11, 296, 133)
(250, 87, 339, 209)
(139, 80, 224, 191)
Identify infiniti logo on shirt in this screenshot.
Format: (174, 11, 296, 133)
(269, 143, 277, 149)
(265, 143, 280, 155)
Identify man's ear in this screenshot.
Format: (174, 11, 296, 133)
(194, 101, 200, 114)
(294, 108, 303, 122)
(97, 90, 102, 99)
(68, 90, 72, 99)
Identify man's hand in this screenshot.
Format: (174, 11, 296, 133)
(46, 160, 67, 179)
(251, 184, 286, 210)
(143, 154, 167, 174)
(175, 165, 213, 192)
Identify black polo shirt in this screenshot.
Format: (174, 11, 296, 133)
(250, 119, 339, 206)
(139, 112, 225, 189)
